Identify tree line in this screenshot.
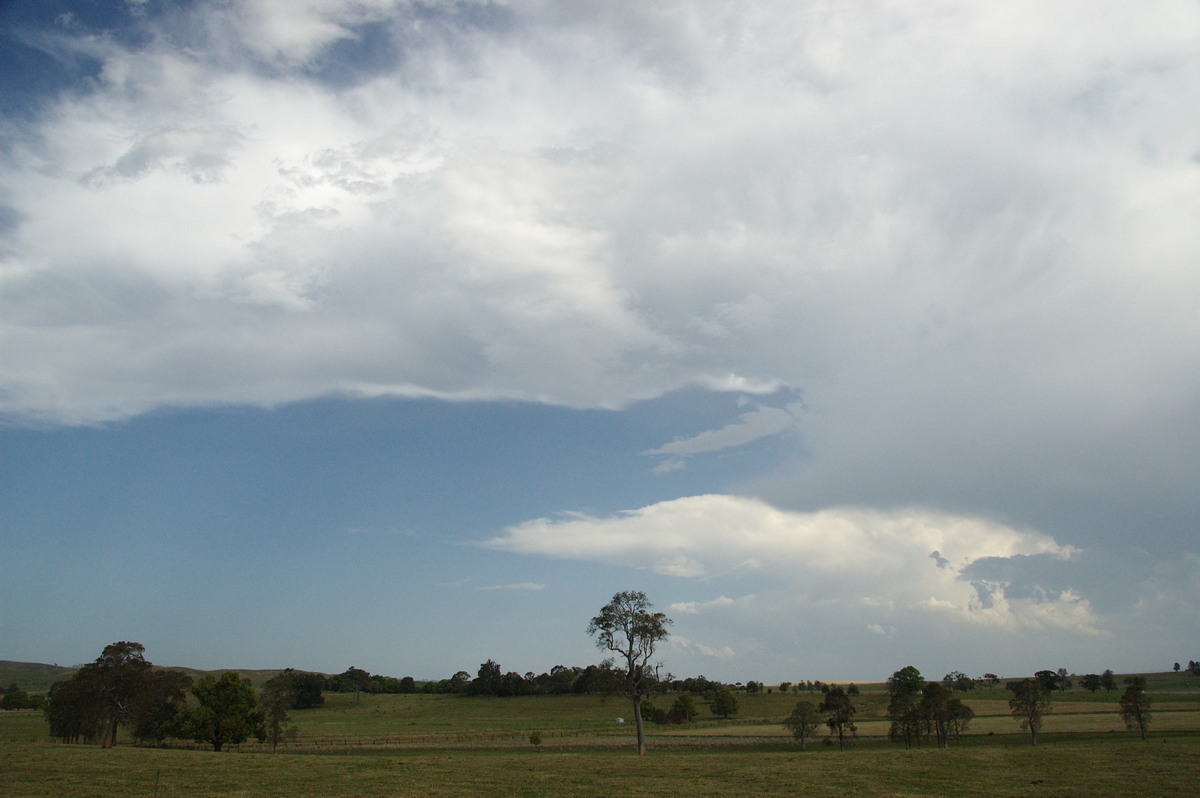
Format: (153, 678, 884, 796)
(27, 592, 1188, 754)
(774, 664, 1156, 752)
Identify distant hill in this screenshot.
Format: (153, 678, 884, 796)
(0, 660, 324, 693)
(0, 661, 78, 693)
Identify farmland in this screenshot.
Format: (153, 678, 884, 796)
(5, 670, 1200, 795)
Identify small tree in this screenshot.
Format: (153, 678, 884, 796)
(670, 693, 697, 723)
(783, 700, 821, 750)
(1118, 677, 1152, 740)
(166, 672, 264, 752)
(587, 590, 672, 755)
(1009, 678, 1052, 746)
(335, 667, 371, 705)
(528, 730, 543, 749)
(284, 670, 325, 708)
(820, 686, 856, 750)
(1, 689, 30, 711)
(947, 698, 974, 742)
(710, 689, 739, 719)
(129, 670, 192, 745)
(259, 674, 296, 752)
(887, 666, 925, 749)
(45, 677, 106, 744)
(920, 682, 953, 748)
(1034, 670, 1060, 693)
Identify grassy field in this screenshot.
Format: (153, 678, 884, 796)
(4, 736, 1199, 797)
(3, 673, 1198, 795)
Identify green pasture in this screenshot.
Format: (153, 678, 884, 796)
(3, 736, 1199, 797)
(4, 673, 1199, 795)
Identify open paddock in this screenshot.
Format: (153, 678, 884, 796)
(4, 734, 1199, 797)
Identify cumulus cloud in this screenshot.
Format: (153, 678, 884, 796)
(488, 494, 1093, 632)
(484, 493, 1149, 676)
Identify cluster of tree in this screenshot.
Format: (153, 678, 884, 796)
(1028, 668, 1075, 692)
(886, 667, 974, 750)
(421, 659, 734, 701)
(324, 667, 415, 701)
(43, 642, 331, 752)
(1181, 660, 1200, 676)
(641, 693, 697, 724)
(420, 661, 624, 697)
(1006, 670, 1151, 746)
(637, 686, 743, 725)
(779, 687, 859, 751)
(166, 671, 264, 751)
(246, 669, 323, 709)
(2, 684, 46, 711)
(44, 642, 191, 746)
(1078, 670, 1118, 692)
(773, 680, 836, 694)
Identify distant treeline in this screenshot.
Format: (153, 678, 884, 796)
(331, 660, 732, 698)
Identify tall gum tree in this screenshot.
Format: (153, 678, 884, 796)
(89, 642, 152, 748)
(586, 590, 671, 755)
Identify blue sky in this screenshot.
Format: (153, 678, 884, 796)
(2, 0, 1199, 683)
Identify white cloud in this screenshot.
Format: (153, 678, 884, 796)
(486, 494, 1137, 676)
(1, 0, 1197, 680)
(3, 0, 1197, 433)
(670, 596, 736, 615)
(488, 494, 1096, 637)
(672, 635, 737, 660)
(477, 582, 547, 592)
(82, 127, 245, 186)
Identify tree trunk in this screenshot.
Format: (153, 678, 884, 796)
(632, 694, 647, 755)
(103, 711, 119, 748)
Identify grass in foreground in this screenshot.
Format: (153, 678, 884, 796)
(3, 735, 1199, 797)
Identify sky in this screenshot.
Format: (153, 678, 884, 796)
(1, 0, 1198, 685)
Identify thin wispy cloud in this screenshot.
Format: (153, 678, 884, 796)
(644, 402, 801, 461)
